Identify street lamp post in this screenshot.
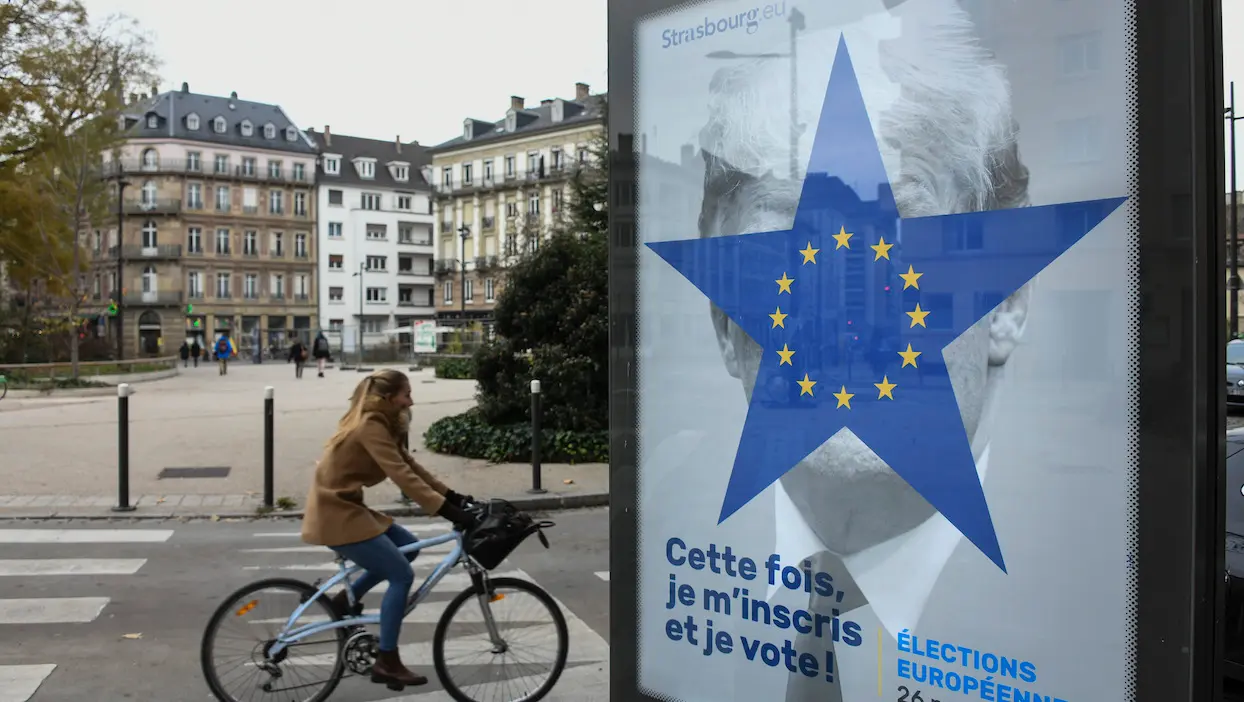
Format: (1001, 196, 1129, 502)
(788, 7, 805, 181)
(114, 171, 130, 361)
(353, 261, 365, 365)
(457, 225, 470, 320)
(1228, 82, 1242, 336)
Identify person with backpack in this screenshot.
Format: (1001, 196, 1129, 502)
(288, 339, 308, 379)
(312, 331, 332, 378)
(215, 335, 235, 376)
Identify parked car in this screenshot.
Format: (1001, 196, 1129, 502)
(1229, 341, 1244, 407)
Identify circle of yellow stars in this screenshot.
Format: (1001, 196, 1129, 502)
(770, 226, 927, 409)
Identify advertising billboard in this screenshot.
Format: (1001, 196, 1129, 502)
(608, 0, 1226, 700)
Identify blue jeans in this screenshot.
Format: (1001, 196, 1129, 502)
(330, 523, 419, 651)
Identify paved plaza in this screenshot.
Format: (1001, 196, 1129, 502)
(0, 363, 607, 511)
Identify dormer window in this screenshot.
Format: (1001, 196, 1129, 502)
(551, 99, 565, 123)
(463, 120, 473, 141)
(240, 120, 253, 136)
(146, 114, 158, 129)
(285, 126, 297, 142)
(186, 113, 200, 130)
(322, 155, 340, 175)
(505, 111, 517, 132)
(212, 116, 226, 133)
(392, 165, 409, 181)
(263, 123, 275, 139)
(355, 159, 376, 179)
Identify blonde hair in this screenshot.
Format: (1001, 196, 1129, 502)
(324, 368, 409, 451)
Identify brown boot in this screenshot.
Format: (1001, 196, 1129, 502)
(371, 648, 427, 689)
(327, 590, 362, 618)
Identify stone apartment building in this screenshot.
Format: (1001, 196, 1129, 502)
(95, 83, 319, 357)
(426, 82, 605, 329)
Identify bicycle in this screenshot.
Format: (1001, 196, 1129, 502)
(200, 501, 568, 702)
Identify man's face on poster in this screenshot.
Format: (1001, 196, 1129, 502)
(696, 7, 1032, 556)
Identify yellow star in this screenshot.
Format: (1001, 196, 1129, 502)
(770, 307, 788, 328)
(776, 344, 795, 366)
(797, 373, 817, 396)
(832, 226, 852, 249)
(870, 236, 893, 261)
(898, 343, 922, 368)
(833, 385, 854, 409)
(775, 272, 794, 294)
(906, 303, 929, 328)
(874, 376, 897, 400)
(799, 242, 820, 264)
(899, 265, 922, 290)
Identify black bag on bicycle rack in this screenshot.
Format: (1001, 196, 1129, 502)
(464, 499, 554, 570)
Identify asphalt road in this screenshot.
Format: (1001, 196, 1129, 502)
(0, 507, 611, 702)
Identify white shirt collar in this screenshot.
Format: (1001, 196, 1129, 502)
(768, 444, 991, 637)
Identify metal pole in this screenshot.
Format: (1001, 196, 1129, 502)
(115, 177, 127, 361)
(789, 12, 798, 181)
(460, 229, 468, 318)
(528, 379, 546, 494)
(263, 386, 274, 508)
(1232, 81, 1239, 337)
(357, 262, 365, 366)
(112, 383, 135, 512)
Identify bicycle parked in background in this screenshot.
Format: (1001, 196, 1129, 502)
(200, 499, 568, 702)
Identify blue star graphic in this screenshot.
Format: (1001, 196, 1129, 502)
(645, 36, 1126, 572)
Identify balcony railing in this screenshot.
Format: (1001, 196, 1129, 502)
(100, 158, 314, 184)
(116, 198, 181, 215)
(481, 217, 496, 230)
(435, 259, 460, 275)
(294, 293, 310, 302)
(107, 244, 182, 259)
(123, 290, 184, 306)
(398, 236, 433, 246)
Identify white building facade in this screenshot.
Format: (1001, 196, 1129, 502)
(306, 127, 435, 352)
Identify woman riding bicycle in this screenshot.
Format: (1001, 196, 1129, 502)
(301, 368, 477, 690)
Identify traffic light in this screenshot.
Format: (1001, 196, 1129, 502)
(107, 301, 117, 316)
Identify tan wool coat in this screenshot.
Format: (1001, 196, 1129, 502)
(301, 409, 449, 547)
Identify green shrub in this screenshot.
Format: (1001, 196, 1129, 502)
(435, 357, 474, 379)
(424, 408, 608, 464)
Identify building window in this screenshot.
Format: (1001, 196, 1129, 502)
(328, 189, 343, 206)
(269, 190, 284, 215)
(239, 157, 254, 176)
(293, 163, 306, 181)
(214, 154, 229, 174)
(462, 163, 473, 185)
(366, 255, 387, 271)
(398, 224, 422, 244)
(294, 192, 307, 216)
(504, 155, 515, 177)
(93, 274, 101, 299)
(186, 114, 200, 130)
(141, 266, 157, 293)
(212, 116, 226, 133)
(361, 193, 381, 210)
(268, 160, 282, 178)
(464, 278, 473, 303)
(552, 188, 563, 213)
(295, 274, 309, 298)
(551, 148, 563, 170)
(187, 271, 203, 299)
(329, 254, 343, 270)
(295, 233, 307, 258)
(272, 231, 284, 256)
(526, 151, 540, 174)
(141, 148, 159, 170)
(485, 278, 495, 302)
(483, 160, 493, 181)
(329, 286, 344, 302)
(324, 157, 340, 175)
(329, 319, 344, 331)
(442, 281, 453, 303)
(328, 222, 343, 238)
(216, 272, 231, 298)
(367, 224, 386, 240)
(527, 191, 540, 214)
(285, 126, 297, 141)
(186, 183, 203, 209)
(442, 167, 452, 188)
(187, 152, 201, 172)
(141, 220, 158, 248)
(1058, 117, 1103, 163)
(140, 180, 156, 206)
(215, 228, 230, 254)
(187, 227, 202, 254)
(357, 160, 375, 178)
(241, 120, 254, 136)
(506, 202, 518, 218)
(396, 195, 411, 210)
(393, 165, 408, 181)
(264, 123, 276, 139)
(272, 273, 285, 298)
(244, 274, 258, 299)
(243, 230, 258, 255)
(366, 287, 387, 303)
(215, 185, 230, 211)
(577, 147, 588, 163)
(1059, 32, 1102, 76)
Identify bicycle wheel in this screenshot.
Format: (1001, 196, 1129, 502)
(201, 578, 346, 702)
(433, 577, 569, 702)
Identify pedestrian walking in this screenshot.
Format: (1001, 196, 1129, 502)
(288, 339, 308, 379)
(215, 335, 235, 376)
(179, 341, 190, 368)
(312, 331, 331, 378)
(190, 339, 201, 367)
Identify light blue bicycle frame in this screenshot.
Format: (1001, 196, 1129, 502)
(265, 528, 503, 659)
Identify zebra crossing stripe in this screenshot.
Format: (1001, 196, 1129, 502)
(0, 559, 146, 576)
(0, 529, 173, 544)
(0, 664, 55, 702)
(0, 597, 109, 624)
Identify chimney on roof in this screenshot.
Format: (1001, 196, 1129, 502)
(180, 82, 189, 93)
(395, 135, 401, 154)
(323, 125, 331, 146)
(575, 82, 590, 101)
(510, 96, 525, 110)
(540, 99, 553, 106)
(230, 91, 237, 100)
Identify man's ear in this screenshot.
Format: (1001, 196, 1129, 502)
(710, 302, 741, 378)
(988, 283, 1031, 365)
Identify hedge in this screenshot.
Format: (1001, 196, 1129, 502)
(424, 407, 608, 464)
(434, 357, 474, 380)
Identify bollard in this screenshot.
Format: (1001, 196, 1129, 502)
(264, 386, 274, 508)
(528, 379, 546, 494)
(112, 384, 135, 512)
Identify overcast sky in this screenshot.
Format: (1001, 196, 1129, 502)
(81, 0, 609, 147)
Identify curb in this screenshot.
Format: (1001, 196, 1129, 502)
(0, 492, 610, 522)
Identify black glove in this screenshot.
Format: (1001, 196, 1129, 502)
(437, 499, 476, 530)
(445, 490, 475, 508)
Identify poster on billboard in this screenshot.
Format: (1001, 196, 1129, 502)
(609, 0, 1225, 700)
(414, 320, 438, 354)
